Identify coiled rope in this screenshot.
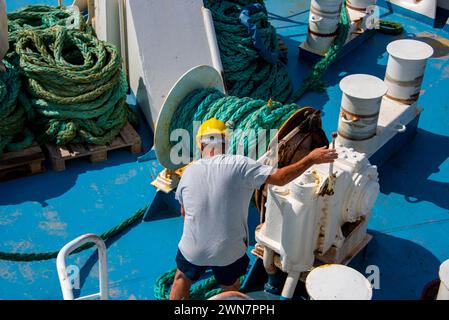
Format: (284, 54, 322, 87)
(0, 60, 33, 156)
(8, 5, 86, 43)
(170, 88, 300, 156)
(204, 0, 293, 102)
(15, 26, 137, 145)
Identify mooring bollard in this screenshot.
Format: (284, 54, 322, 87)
(437, 259, 449, 300)
(306, 264, 373, 300)
(306, 0, 343, 54)
(337, 74, 387, 148)
(384, 39, 434, 106)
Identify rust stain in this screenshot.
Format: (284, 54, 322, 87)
(415, 32, 449, 59)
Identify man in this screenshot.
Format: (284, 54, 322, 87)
(170, 118, 337, 300)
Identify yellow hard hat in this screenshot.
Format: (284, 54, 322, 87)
(196, 118, 227, 145)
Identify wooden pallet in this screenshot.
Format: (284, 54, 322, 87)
(0, 143, 45, 181)
(45, 123, 142, 172)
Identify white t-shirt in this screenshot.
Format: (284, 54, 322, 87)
(175, 154, 275, 266)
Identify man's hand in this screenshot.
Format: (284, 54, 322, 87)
(306, 146, 338, 165)
(266, 146, 339, 186)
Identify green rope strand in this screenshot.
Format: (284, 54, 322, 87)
(204, 0, 293, 103)
(170, 88, 299, 156)
(0, 206, 147, 262)
(0, 60, 33, 156)
(7, 5, 86, 63)
(154, 268, 244, 300)
(15, 26, 137, 146)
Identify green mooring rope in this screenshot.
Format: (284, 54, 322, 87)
(0, 60, 33, 156)
(170, 87, 299, 156)
(0, 206, 147, 262)
(378, 20, 404, 36)
(15, 26, 137, 145)
(155, 268, 245, 300)
(204, 0, 292, 103)
(8, 5, 86, 43)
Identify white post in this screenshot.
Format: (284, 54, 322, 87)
(56, 234, 108, 300)
(281, 271, 300, 300)
(385, 39, 433, 106)
(306, 0, 343, 54)
(202, 7, 226, 94)
(437, 259, 449, 300)
(337, 74, 387, 149)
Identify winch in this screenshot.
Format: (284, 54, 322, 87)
(254, 144, 379, 299)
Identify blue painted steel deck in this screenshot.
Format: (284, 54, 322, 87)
(0, 0, 448, 300)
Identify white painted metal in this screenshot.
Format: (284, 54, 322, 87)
(306, 264, 373, 300)
(126, 0, 217, 129)
(337, 74, 387, 144)
(338, 96, 422, 155)
(256, 146, 379, 299)
(0, 0, 8, 70)
(346, 0, 377, 26)
(72, 0, 87, 11)
(385, 39, 434, 105)
(92, 0, 122, 55)
(202, 7, 226, 93)
(437, 259, 449, 300)
(383, 0, 437, 19)
(118, 0, 128, 79)
(56, 234, 108, 300)
(154, 65, 225, 170)
(306, 0, 343, 55)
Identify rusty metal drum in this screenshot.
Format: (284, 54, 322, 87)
(306, 0, 343, 54)
(337, 74, 387, 143)
(385, 39, 434, 105)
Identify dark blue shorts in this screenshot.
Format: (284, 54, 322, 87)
(176, 249, 249, 286)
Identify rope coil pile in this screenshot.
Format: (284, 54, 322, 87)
(0, 60, 33, 156)
(15, 26, 137, 145)
(7, 5, 86, 43)
(204, 0, 293, 102)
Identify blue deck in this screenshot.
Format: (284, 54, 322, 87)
(0, 0, 448, 300)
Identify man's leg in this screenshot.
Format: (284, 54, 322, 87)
(213, 254, 249, 293)
(170, 269, 192, 300)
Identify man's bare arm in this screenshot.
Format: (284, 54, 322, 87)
(266, 146, 338, 186)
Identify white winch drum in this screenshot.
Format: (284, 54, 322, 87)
(437, 259, 449, 300)
(385, 39, 434, 105)
(306, 264, 373, 300)
(338, 74, 387, 142)
(306, 0, 343, 54)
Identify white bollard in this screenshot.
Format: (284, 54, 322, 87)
(337, 74, 387, 147)
(306, 0, 343, 54)
(437, 259, 449, 300)
(385, 39, 434, 105)
(346, 0, 376, 18)
(345, 0, 377, 37)
(306, 264, 373, 300)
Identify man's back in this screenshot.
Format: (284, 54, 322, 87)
(176, 154, 274, 266)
